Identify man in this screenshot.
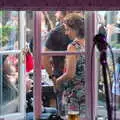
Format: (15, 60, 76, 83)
(43, 11, 72, 78)
(43, 11, 72, 115)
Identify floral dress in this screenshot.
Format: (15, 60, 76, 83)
(62, 40, 86, 116)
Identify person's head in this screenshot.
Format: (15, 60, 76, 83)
(55, 11, 67, 23)
(3, 55, 16, 75)
(63, 13, 84, 40)
(10, 11, 18, 21)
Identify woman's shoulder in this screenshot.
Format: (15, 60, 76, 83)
(68, 41, 81, 51)
(67, 42, 76, 52)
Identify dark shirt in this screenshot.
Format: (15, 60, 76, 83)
(45, 24, 72, 77)
(3, 75, 18, 104)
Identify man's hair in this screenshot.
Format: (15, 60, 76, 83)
(60, 11, 67, 17)
(63, 13, 84, 38)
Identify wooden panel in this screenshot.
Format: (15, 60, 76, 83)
(0, 0, 120, 10)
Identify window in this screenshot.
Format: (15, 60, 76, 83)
(1, 10, 120, 120)
(0, 11, 26, 120)
(36, 11, 94, 120)
(96, 11, 120, 119)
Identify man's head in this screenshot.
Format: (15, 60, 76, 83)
(55, 11, 67, 23)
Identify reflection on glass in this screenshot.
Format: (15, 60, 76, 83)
(97, 11, 120, 49)
(0, 11, 19, 51)
(97, 11, 120, 119)
(97, 53, 120, 118)
(0, 54, 20, 115)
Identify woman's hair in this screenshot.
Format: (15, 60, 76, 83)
(63, 13, 84, 38)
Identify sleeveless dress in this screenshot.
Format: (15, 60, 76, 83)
(62, 40, 86, 116)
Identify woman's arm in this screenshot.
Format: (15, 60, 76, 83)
(55, 44, 77, 89)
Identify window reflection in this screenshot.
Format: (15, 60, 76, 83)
(97, 11, 120, 119)
(97, 11, 120, 49)
(0, 54, 20, 115)
(0, 11, 19, 51)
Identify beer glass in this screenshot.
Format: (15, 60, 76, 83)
(67, 98, 80, 120)
(68, 110, 80, 120)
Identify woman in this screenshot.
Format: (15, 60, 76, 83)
(53, 13, 86, 116)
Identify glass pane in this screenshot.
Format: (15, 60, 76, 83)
(26, 11, 33, 45)
(0, 54, 20, 115)
(42, 53, 86, 119)
(0, 11, 19, 50)
(40, 11, 87, 119)
(97, 11, 120, 49)
(40, 11, 85, 52)
(96, 11, 120, 119)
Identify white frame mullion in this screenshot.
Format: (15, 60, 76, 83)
(0, 50, 21, 55)
(0, 113, 25, 120)
(19, 11, 26, 118)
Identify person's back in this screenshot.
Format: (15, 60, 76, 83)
(43, 23, 72, 115)
(45, 24, 72, 77)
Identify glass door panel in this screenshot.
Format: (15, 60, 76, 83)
(40, 11, 89, 120)
(96, 11, 120, 119)
(0, 11, 26, 120)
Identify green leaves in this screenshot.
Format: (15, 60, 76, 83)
(0, 25, 16, 46)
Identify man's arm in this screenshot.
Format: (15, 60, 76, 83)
(42, 47, 53, 76)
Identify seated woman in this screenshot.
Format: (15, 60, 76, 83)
(1, 55, 19, 114)
(1, 54, 33, 114)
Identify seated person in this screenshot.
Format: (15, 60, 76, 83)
(26, 40, 57, 120)
(1, 54, 33, 114)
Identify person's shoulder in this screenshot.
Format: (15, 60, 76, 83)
(50, 24, 64, 33)
(47, 24, 64, 40)
(67, 42, 76, 52)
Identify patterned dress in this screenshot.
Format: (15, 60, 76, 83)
(62, 40, 86, 116)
